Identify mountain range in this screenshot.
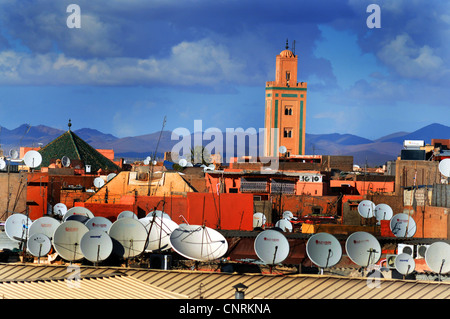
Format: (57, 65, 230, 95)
(1, 122, 449, 167)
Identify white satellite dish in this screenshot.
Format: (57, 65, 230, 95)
(93, 177, 105, 188)
(374, 203, 393, 223)
(61, 156, 71, 167)
(425, 241, 450, 275)
(279, 145, 287, 154)
(117, 210, 138, 220)
(28, 216, 61, 240)
(66, 214, 90, 224)
(63, 206, 95, 221)
(85, 216, 113, 232)
(27, 233, 52, 257)
(253, 212, 267, 228)
(0, 159, 6, 170)
(275, 219, 293, 232)
(146, 210, 171, 220)
(169, 224, 228, 262)
(345, 232, 381, 267)
(23, 150, 42, 168)
(80, 229, 113, 263)
(9, 149, 19, 160)
(107, 173, 117, 182)
(144, 156, 151, 165)
(53, 203, 67, 216)
(52, 220, 89, 261)
(179, 158, 187, 167)
(108, 218, 148, 258)
(390, 213, 416, 238)
(5, 213, 32, 242)
(306, 233, 342, 269)
(358, 200, 375, 218)
(282, 211, 296, 221)
(254, 229, 290, 265)
(394, 253, 415, 276)
(139, 216, 179, 252)
(438, 158, 450, 177)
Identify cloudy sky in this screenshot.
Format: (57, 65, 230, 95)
(0, 0, 448, 141)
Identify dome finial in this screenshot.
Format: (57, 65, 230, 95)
(285, 38, 289, 50)
(68, 119, 72, 131)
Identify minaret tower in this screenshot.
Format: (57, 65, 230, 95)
(264, 40, 307, 157)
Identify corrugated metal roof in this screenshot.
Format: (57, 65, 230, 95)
(0, 263, 449, 299)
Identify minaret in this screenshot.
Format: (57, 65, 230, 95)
(264, 40, 307, 157)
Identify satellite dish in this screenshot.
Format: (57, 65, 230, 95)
(63, 206, 95, 221)
(23, 150, 42, 168)
(107, 173, 117, 182)
(0, 159, 6, 170)
(390, 213, 416, 238)
(61, 156, 71, 167)
(146, 210, 171, 220)
(9, 149, 19, 160)
(5, 213, 32, 242)
(425, 241, 450, 275)
(93, 177, 105, 188)
(254, 229, 290, 265)
(169, 224, 228, 261)
(143, 156, 151, 165)
(179, 158, 187, 167)
(279, 146, 287, 154)
(374, 204, 393, 223)
(345, 232, 381, 267)
(28, 216, 61, 239)
(253, 212, 267, 228)
(394, 253, 415, 276)
(306, 233, 342, 269)
(80, 229, 113, 263)
(274, 219, 293, 232)
(27, 233, 52, 257)
(282, 211, 296, 221)
(53, 203, 67, 216)
(66, 214, 90, 224)
(117, 210, 138, 220)
(139, 216, 179, 252)
(438, 158, 450, 177)
(108, 218, 148, 258)
(85, 216, 113, 232)
(52, 220, 89, 261)
(358, 200, 375, 218)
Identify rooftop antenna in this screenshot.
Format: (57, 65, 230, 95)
(148, 116, 167, 196)
(292, 40, 296, 55)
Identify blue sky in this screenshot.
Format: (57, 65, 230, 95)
(0, 0, 448, 141)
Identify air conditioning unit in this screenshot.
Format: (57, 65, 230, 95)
(416, 244, 430, 259)
(386, 254, 397, 269)
(398, 244, 414, 256)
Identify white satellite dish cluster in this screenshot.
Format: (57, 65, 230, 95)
(253, 211, 297, 233)
(4, 205, 229, 265)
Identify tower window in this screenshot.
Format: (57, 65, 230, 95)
(285, 106, 292, 115)
(284, 128, 292, 138)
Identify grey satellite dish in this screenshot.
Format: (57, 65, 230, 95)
(9, 149, 19, 160)
(146, 210, 171, 220)
(107, 173, 117, 182)
(0, 159, 6, 170)
(27, 233, 52, 257)
(394, 253, 415, 276)
(28, 216, 61, 239)
(358, 200, 375, 218)
(139, 216, 179, 252)
(117, 210, 138, 220)
(63, 206, 95, 221)
(23, 150, 42, 168)
(52, 220, 89, 261)
(179, 158, 187, 167)
(80, 229, 113, 263)
(345, 231, 381, 267)
(425, 241, 450, 275)
(253, 212, 267, 228)
(279, 146, 287, 154)
(5, 213, 32, 242)
(61, 156, 71, 167)
(108, 218, 148, 258)
(93, 177, 105, 188)
(374, 203, 393, 223)
(53, 203, 67, 216)
(390, 213, 416, 238)
(438, 159, 450, 177)
(169, 224, 228, 261)
(254, 229, 290, 265)
(66, 214, 90, 224)
(85, 216, 112, 232)
(275, 219, 293, 232)
(306, 232, 342, 269)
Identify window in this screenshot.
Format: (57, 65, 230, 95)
(284, 128, 292, 138)
(284, 106, 292, 115)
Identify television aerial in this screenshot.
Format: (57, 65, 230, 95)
(108, 218, 148, 259)
(254, 229, 290, 266)
(358, 200, 375, 218)
(306, 232, 342, 271)
(169, 224, 228, 262)
(52, 220, 89, 261)
(80, 229, 113, 264)
(394, 253, 415, 277)
(5, 213, 32, 242)
(425, 241, 450, 277)
(390, 213, 416, 238)
(345, 231, 381, 269)
(23, 150, 42, 168)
